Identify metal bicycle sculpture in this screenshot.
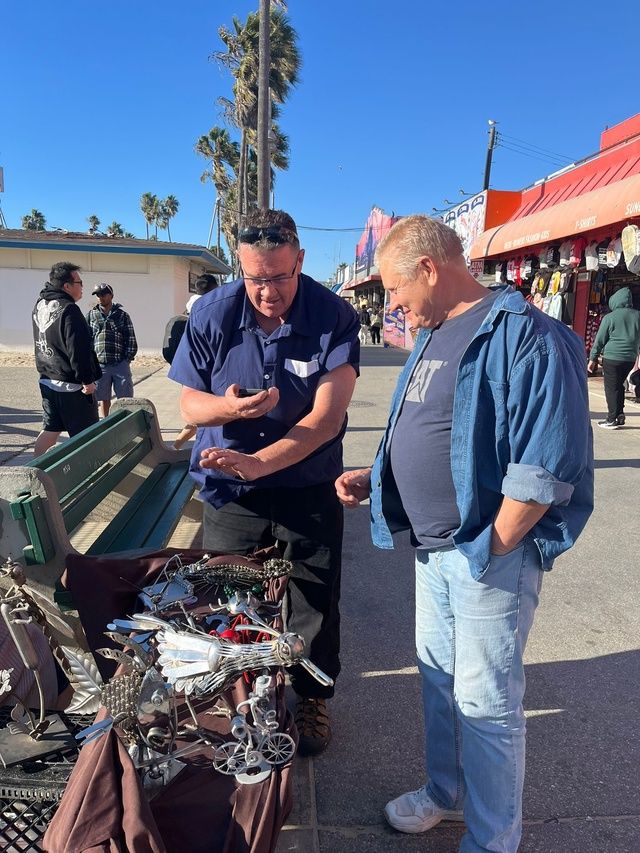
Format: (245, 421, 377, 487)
(74, 553, 331, 790)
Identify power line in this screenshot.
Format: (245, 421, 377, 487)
(498, 132, 576, 162)
(218, 201, 405, 233)
(496, 140, 570, 167)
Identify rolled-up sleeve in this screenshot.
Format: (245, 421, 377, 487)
(501, 462, 574, 505)
(502, 336, 591, 506)
(325, 306, 360, 375)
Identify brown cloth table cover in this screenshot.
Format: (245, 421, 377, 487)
(43, 548, 294, 853)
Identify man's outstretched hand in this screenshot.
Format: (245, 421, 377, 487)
(335, 467, 372, 507)
(199, 448, 266, 481)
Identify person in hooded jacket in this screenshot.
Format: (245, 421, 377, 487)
(588, 286, 640, 429)
(32, 262, 102, 455)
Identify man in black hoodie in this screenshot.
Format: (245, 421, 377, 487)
(32, 262, 102, 456)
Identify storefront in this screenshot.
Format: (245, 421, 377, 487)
(470, 114, 640, 352)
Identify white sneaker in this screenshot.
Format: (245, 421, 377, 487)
(384, 786, 464, 834)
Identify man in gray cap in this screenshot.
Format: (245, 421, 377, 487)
(86, 283, 138, 417)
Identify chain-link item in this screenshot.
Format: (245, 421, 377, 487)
(100, 673, 142, 731)
(180, 557, 293, 587)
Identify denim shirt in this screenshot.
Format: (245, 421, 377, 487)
(370, 286, 594, 578)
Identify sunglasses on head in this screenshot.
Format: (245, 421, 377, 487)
(238, 226, 297, 245)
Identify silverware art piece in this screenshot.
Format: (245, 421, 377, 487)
(74, 553, 328, 789)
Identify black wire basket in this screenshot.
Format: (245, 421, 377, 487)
(0, 711, 92, 852)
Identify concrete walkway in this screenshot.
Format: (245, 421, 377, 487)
(2, 346, 639, 851)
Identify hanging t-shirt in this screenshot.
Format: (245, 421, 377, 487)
(546, 245, 560, 267)
(597, 239, 610, 267)
(585, 241, 599, 271)
(389, 290, 501, 549)
(548, 270, 562, 295)
(559, 240, 572, 266)
(570, 237, 586, 267)
(606, 237, 622, 268)
(539, 248, 549, 269)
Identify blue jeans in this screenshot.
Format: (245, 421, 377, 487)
(415, 542, 543, 852)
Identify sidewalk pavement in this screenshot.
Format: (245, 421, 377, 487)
(2, 345, 639, 851)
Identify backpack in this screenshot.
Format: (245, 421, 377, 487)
(162, 314, 188, 364)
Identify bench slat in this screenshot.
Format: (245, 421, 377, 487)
(137, 467, 196, 549)
(85, 463, 173, 554)
(61, 436, 153, 533)
(27, 409, 129, 470)
(30, 410, 150, 499)
(86, 463, 193, 554)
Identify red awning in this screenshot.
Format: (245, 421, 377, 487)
(470, 172, 640, 259)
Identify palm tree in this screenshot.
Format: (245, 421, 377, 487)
(21, 209, 46, 231)
(87, 214, 100, 235)
(214, 7, 301, 239)
(161, 195, 180, 241)
(210, 245, 230, 268)
(106, 221, 125, 238)
(140, 192, 159, 240)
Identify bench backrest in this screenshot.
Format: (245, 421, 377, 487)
(11, 408, 154, 563)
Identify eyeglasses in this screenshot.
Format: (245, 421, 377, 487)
(240, 259, 299, 287)
(238, 225, 297, 246)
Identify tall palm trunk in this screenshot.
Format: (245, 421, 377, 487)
(237, 129, 248, 240)
(257, 0, 271, 209)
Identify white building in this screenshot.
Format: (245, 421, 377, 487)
(0, 230, 231, 354)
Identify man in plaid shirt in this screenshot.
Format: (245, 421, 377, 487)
(86, 283, 138, 417)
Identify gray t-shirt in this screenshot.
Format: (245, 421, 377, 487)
(389, 291, 500, 548)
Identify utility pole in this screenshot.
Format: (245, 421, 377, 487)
(257, 0, 271, 210)
(0, 166, 7, 229)
(483, 120, 497, 191)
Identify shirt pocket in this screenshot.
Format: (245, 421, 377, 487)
(284, 358, 320, 378)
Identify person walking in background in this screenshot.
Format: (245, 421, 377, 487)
(169, 208, 360, 755)
(588, 286, 640, 429)
(32, 262, 101, 456)
(336, 215, 593, 853)
(358, 303, 371, 345)
(370, 306, 382, 344)
(86, 283, 138, 418)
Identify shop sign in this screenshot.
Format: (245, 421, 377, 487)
(383, 306, 406, 349)
(469, 259, 484, 278)
(625, 201, 640, 216)
(443, 192, 487, 262)
(504, 230, 550, 250)
(575, 215, 597, 230)
(355, 207, 398, 275)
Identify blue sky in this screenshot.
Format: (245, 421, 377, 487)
(1, 0, 636, 281)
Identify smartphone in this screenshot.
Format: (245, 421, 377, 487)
(238, 388, 265, 397)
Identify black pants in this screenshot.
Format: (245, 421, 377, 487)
(202, 481, 343, 699)
(370, 325, 381, 344)
(603, 358, 636, 420)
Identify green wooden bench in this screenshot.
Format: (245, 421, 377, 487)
(0, 398, 196, 610)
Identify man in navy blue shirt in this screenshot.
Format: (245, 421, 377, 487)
(169, 209, 360, 754)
